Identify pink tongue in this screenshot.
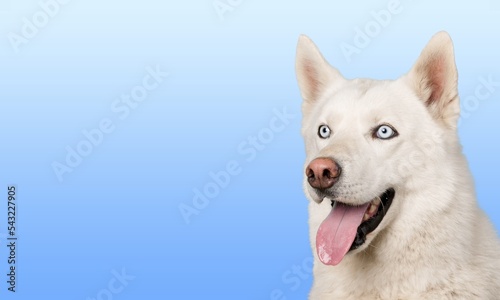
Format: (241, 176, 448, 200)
(316, 202, 370, 266)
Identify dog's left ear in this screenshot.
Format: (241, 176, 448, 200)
(405, 31, 460, 128)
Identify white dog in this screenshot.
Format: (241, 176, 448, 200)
(295, 31, 500, 299)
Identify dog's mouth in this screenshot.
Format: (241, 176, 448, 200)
(316, 188, 395, 266)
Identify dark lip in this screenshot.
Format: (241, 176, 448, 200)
(329, 188, 395, 252)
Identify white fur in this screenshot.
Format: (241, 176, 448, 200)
(296, 32, 500, 299)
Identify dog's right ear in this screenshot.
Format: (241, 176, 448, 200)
(296, 35, 344, 104)
(405, 31, 460, 128)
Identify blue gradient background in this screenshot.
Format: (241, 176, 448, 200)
(0, 0, 499, 299)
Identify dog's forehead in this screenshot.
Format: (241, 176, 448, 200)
(346, 78, 377, 95)
(318, 79, 402, 120)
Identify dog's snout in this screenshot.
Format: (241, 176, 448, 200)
(306, 157, 341, 190)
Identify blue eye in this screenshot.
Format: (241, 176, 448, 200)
(375, 125, 398, 140)
(318, 125, 331, 139)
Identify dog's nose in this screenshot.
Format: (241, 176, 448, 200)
(306, 157, 341, 190)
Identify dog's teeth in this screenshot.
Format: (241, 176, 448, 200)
(372, 197, 381, 206)
(369, 204, 377, 214)
(363, 213, 370, 221)
(363, 201, 381, 222)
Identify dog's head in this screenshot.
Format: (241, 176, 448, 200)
(296, 32, 461, 265)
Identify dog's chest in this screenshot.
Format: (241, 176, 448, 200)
(312, 261, 419, 299)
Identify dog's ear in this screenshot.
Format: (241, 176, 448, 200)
(405, 31, 460, 128)
(296, 35, 344, 104)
